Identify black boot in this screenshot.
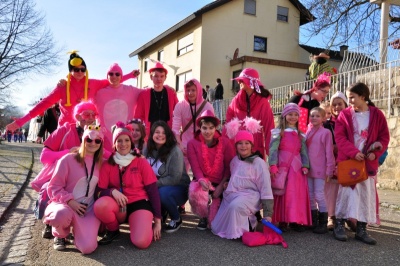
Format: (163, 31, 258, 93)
(313, 212, 328, 234)
(355, 221, 377, 245)
(98, 230, 120, 245)
(333, 219, 348, 241)
(310, 210, 318, 229)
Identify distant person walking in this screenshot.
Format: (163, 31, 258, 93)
(206, 85, 215, 103)
(214, 78, 224, 119)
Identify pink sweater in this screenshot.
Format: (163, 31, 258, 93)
(47, 154, 100, 209)
(134, 85, 178, 138)
(306, 125, 335, 178)
(172, 79, 214, 151)
(187, 132, 235, 184)
(16, 73, 134, 127)
(335, 106, 390, 176)
(226, 90, 275, 157)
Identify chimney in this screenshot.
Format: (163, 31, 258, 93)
(340, 45, 349, 57)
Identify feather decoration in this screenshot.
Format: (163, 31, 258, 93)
(243, 117, 262, 134)
(225, 117, 242, 139)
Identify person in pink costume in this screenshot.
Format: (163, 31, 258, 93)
(211, 127, 274, 239)
(305, 107, 335, 234)
(333, 83, 389, 245)
(269, 103, 311, 232)
(95, 63, 141, 153)
(323, 91, 348, 230)
(43, 124, 104, 253)
(94, 122, 161, 248)
(31, 101, 102, 239)
(172, 78, 214, 171)
(226, 68, 275, 158)
(6, 51, 138, 132)
(187, 110, 235, 230)
(134, 62, 179, 139)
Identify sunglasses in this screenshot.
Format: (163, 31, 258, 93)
(73, 68, 86, 73)
(86, 137, 102, 144)
(80, 111, 97, 118)
(108, 72, 121, 77)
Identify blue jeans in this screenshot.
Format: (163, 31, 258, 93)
(158, 185, 188, 221)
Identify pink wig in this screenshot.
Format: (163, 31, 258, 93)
(73, 100, 98, 121)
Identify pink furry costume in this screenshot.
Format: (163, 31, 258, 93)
(31, 101, 99, 219)
(12, 52, 134, 129)
(43, 125, 104, 254)
(187, 110, 235, 227)
(172, 78, 214, 171)
(94, 122, 161, 249)
(95, 63, 141, 153)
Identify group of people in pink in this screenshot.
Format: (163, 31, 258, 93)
(6, 50, 390, 254)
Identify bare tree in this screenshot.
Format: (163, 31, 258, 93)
(0, 0, 62, 102)
(301, 1, 400, 48)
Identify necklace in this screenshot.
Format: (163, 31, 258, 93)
(152, 89, 164, 111)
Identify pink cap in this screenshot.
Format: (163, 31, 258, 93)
(281, 103, 300, 117)
(232, 68, 264, 93)
(107, 63, 123, 78)
(149, 62, 168, 75)
(234, 130, 254, 144)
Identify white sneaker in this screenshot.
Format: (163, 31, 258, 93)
(53, 237, 66, 251)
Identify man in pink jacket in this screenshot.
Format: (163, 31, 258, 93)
(134, 62, 178, 138)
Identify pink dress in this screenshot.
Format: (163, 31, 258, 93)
(270, 129, 311, 225)
(211, 156, 273, 239)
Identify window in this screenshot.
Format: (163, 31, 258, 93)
(244, 0, 256, 15)
(178, 33, 193, 56)
(157, 50, 164, 62)
(232, 70, 242, 94)
(175, 71, 193, 92)
(277, 6, 288, 22)
(144, 60, 148, 72)
(254, 36, 267, 53)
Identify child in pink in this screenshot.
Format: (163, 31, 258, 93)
(94, 122, 161, 248)
(269, 103, 311, 232)
(43, 125, 104, 253)
(306, 107, 335, 234)
(172, 78, 214, 171)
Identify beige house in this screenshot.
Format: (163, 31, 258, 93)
(129, 0, 342, 100)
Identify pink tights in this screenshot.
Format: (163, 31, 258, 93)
(94, 196, 154, 249)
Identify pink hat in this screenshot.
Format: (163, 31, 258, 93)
(111, 121, 133, 145)
(232, 68, 264, 93)
(281, 103, 300, 117)
(330, 91, 348, 106)
(82, 124, 104, 142)
(149, 62, 168, 75)
(73, 100, 98, 121)
(107, 63, 123, 78)
(195, 110, 220, 127)
(234, 130, 254, 144)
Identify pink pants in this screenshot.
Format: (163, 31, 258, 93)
(94, 196, 154, 249)
(308, 178, 327, 212)
(324, 181, 339, 217)
(44, 202, 100, 254)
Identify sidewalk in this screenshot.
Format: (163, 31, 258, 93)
(0, 142, 41, 221)
(378, 188, 400, 209)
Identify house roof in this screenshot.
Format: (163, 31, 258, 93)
(129, 0, 315, 58)
(300, 44, 343, 61)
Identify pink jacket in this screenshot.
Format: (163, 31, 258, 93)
(335, 106, 390, 176)
(187, 131, 235, 184)
(16, 73, 134, 128)
(306, 126, 335, 178)
(172, 79, 214, 151)
(134, 85, 178, 138)
(95, 84, 141, 152)
(226, 90, 275, 157)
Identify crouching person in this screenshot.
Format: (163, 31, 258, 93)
(94, 122, 162, 248)
(44, 125, 104, 254)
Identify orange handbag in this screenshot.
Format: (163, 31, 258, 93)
(337, 159, 368, 186)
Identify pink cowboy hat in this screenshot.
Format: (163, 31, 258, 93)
(149, 62, 168, 75)
(195, 110, 220, 127)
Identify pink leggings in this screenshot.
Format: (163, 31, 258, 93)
(44, 202, 100, 254)
(94, 196, 154, 249)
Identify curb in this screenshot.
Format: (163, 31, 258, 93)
(0, 149, 34, 222)
(380, 202, 400, 210)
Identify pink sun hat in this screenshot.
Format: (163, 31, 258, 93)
(232, 68, 264, 93)
(149, 62, 168, 75)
